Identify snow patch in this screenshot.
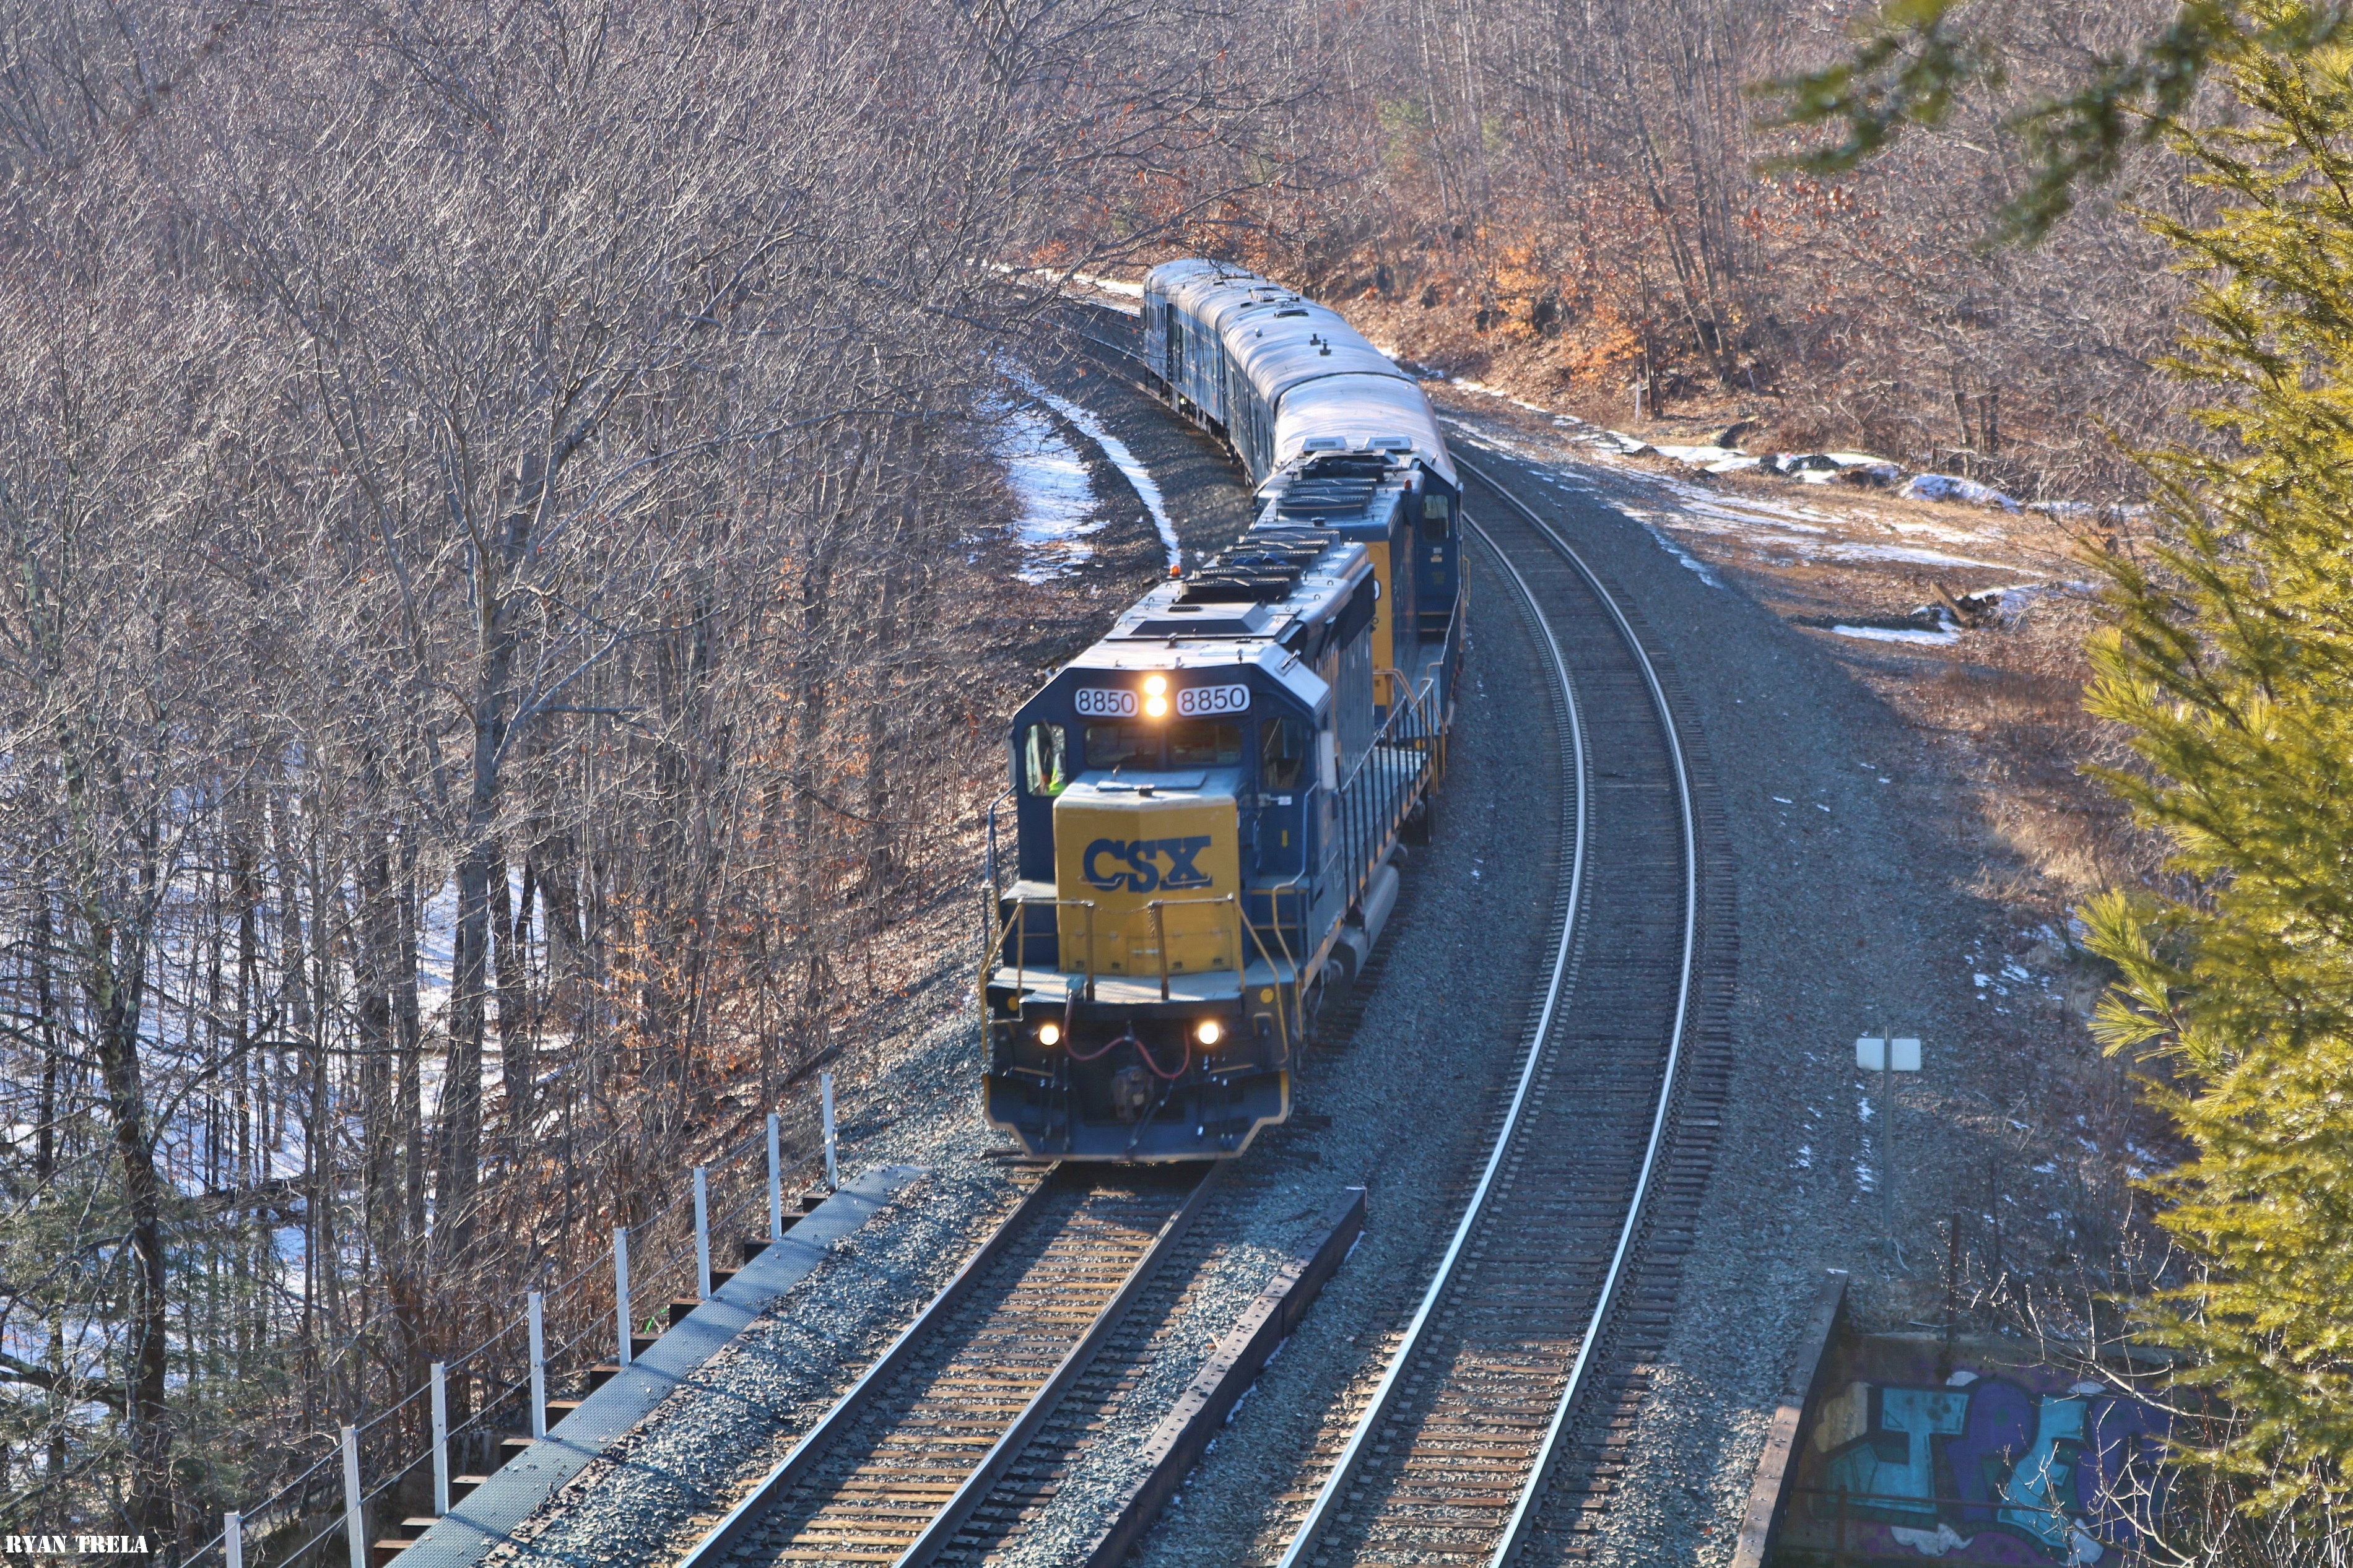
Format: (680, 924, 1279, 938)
(1069, 270, 1144, 300)
(1902, 472, 2021, 512)
(1018, 375, 1183, 571)
(1447, 377, 1555, 417)
(1828, 624, 1960, 647)
(1824, 542, 2023, 571)
(988, 399, 1108, 582)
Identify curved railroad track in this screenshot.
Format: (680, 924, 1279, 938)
(1245, 454, 1705, 1568)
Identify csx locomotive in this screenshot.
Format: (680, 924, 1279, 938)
(981, 260, 1464, 1159)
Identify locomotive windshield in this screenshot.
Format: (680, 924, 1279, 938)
(1084, 721, 1157, 771)
(1169, 720, 1243, 767)
(1084, 718, 1245, 771)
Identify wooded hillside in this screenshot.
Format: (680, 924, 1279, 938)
(0, 0, 1289, 1545)
(0, 0, 2224, 1552)
(1149, 0, 2194, 501)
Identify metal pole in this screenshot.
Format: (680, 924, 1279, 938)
(430, 1361, 451, 1515)
(225, 1513, 243, 1568)
(614, 1228, 632, 1367)
(821, 1072, 838, 1192)
(342, 1426, 366, 1568)
(1882, 1022, 1896, 1255)
(694, 1167, 712, 1299)
(767, 1112, 784, 1243)
(528, 1292, 547, 1439)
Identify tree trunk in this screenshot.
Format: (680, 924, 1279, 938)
(492, 846, 532, 1148)
(437, 450, 541, 1262)
(80, 911, 170, 1541)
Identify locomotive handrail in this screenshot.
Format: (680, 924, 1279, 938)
(1332, 672, 1443, 898)
(984, 895, 1099, 1009)
(1240, 881, 1303, 1065)
(1376, 666, 1439, 743)
(1139, 891, 1242, 1001)
(982, 786, 1016, 903)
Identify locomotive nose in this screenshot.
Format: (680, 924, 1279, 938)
(1053, 779, 1239, 980)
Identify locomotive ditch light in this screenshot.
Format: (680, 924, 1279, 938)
(1037, 1021, 1063, 1047)
(1194, 1019, 1222, 1046)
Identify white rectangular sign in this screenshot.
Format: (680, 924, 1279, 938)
(1074, 687, 1139, 718)
(1856, 1036, 1921, 1072)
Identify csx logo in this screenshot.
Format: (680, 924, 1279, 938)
(1082, 836, 1213, 893)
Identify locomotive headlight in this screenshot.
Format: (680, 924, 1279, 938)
(1194, 1019, 1222, 1046)
(1143, 674, 1169, 717)
(1145, 695, 1168, 717)
(1037, 1021, 1063, 1047)
(1144, 674, 1168, 696)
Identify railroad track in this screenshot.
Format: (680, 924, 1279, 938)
(1248, 457, 1703, 1568)
(678, 1163, 1216, 1568)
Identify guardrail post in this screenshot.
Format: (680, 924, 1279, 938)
(430, 1361, 451, 1515)
(528, 1291, 547, 1438)
(224, 1512, 242, 1568)
(342, 1425, 366, 1568)
(614, 1228, 632, 1367)
(694, 1167, 712, 1299)
(821, 1073, 838, 1191)
(767, 1113, 783, 1242)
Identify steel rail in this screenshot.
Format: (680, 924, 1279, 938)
(672, 1164, 1219, 1568)
(892, 1164, 1223, 1566)
(1455, 448, 1700, 1566)
(670, 1170, 1065, 1568)
(1271, 496, 1594, 1568)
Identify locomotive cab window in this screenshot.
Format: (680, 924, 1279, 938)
(1259, 718, 1310, 791)
(1084, 721, 1157, 773)
(1420, 494, 1451, 538)
(1024, 722, 1068, 796)
(1169, 719, 1243, 768)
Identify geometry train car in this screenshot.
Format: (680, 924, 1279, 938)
(979, 260, 1466, 1161)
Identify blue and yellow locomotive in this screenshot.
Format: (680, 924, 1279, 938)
(980, 261, 1465, 1159)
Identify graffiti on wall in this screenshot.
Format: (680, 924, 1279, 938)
(1786, 1356, 2169, 1564)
